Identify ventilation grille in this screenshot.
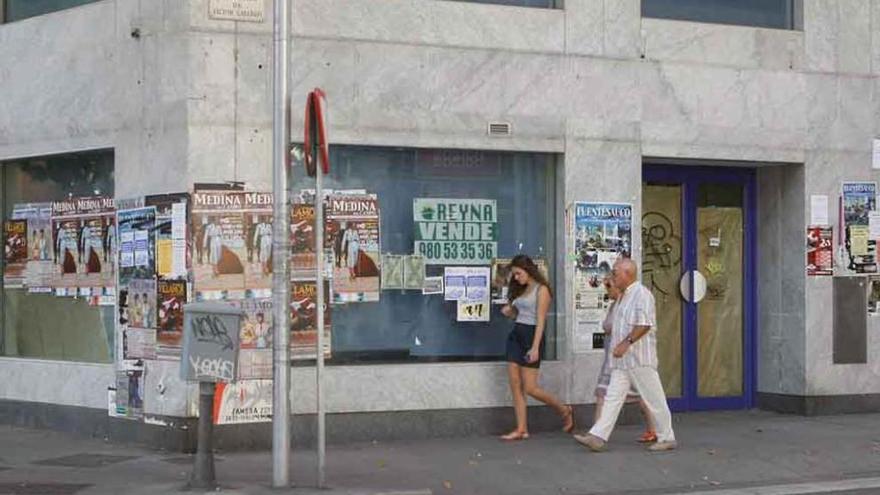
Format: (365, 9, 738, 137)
(487, 122, 512, 136)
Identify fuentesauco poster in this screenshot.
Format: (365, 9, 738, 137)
(842, 182, 877, 274)
(571, 202, 632, 353)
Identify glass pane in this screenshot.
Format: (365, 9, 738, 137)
(696, 184, 744, 397)
(441, 0, 559, 8)
(291, 146, 557, 364)
(642, 184, 683, 398)
(6, 0, 101, 22)
(2, 150, 115, 362)
(642, 0, 793, 30)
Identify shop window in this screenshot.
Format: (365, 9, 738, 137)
(2, 0, 103, 23)
(642, 0, 796, 30)
(441, 0, 561, 9)
(1, 149, 115, 363)
(291, 145, 559, 364)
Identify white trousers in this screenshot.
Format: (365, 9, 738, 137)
(589, 366, 675, 443)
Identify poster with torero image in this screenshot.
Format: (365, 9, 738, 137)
(290, 279, 332, 359)
(290, 202, 318, 279)
(239, 298, 273, 350)
(156, 279, 186, 360)
(52, 196, 116, 289)
(191, 191, 247, 297)
(4, 218, 27, 288)
(123, 278, 158, 360)
(5, 203, 55, 290)
(241, 193, 273, 294)
(324, 194, 380, 303)
(22, 203, 54, 290)
(237, 298, 273, 378)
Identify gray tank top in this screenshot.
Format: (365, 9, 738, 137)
(513, 284, 539, 325)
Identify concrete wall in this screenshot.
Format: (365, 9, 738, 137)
(1, 0, 880, 420)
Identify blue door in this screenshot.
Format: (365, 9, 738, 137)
(642, 164, 756, 411)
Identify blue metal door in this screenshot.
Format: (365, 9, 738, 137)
(642, 164, 756, 411)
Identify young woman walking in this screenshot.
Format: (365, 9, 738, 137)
(500, 254, 574, 441)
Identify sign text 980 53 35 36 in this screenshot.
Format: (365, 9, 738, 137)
(413, 198, 498, 265)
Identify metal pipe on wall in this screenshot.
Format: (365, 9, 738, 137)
(315, 153, 326, 488)
(271, 0, 291, 488)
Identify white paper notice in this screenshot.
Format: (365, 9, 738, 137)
(171, 202, 187, 239)
(171, 239, 187, 278)
(869, 212, 880, 239)
(171, 202, 187, 278)
(574, 309, 604, 354)
(810, 195, 829, 226)
(444, 268, 467, 301)
(873, 138, 880, 170)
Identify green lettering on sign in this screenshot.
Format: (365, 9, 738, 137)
(413, 198, 498, 265)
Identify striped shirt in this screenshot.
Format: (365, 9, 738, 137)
(608, 281, 658, 370)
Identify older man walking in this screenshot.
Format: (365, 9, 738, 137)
(575, 257, 677, 452)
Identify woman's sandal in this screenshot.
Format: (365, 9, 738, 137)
(637, 430, 658, 443)
(499, 430, 530, 441)
(561, 405, 575, 434)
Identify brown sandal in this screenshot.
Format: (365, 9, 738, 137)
(561, 405, 575, 434)
(499, 430, 530, 441)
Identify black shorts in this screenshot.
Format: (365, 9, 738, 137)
(505, 323, 544, 369)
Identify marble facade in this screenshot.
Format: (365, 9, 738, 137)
(1, 0, 879, 420)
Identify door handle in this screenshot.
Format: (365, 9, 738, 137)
(679, 270, 707, 304)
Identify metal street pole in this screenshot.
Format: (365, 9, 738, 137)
(315, 149, 326, 488)
(271, 0, 291, 488)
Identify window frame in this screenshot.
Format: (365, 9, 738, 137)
(0, 148, 116, 364)
(0, 0, 106, 24)
(441, 0, 563, 9)
(289, 144, 562, 366)
(641, 0, 801, 31)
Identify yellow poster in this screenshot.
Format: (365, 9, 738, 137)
(156, 239, 173, 277)
(850, 226, 869, 256)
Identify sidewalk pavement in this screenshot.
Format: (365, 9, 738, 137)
(2, 410, 880, 495)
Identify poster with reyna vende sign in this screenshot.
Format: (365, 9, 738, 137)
(413, 198, 497, 265)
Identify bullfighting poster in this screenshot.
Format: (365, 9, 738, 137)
(237, 298, 273, 379)
(191, 191, 247, 297)
(3, 218, 27, 288)
(242, 192, 273, 295)
(156, 279, 186, 360)
(213, 380, 272, 425)
(325, 194, 380, 303)
(806, 226, 833, 276)
(51, 196, 115, 289)
(21, 203, 54, 291)
(290, 202, 317, 279)
(123, 278, 158, 360)
(290, 279, 332, 360)
(239, 298, 273, 350)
